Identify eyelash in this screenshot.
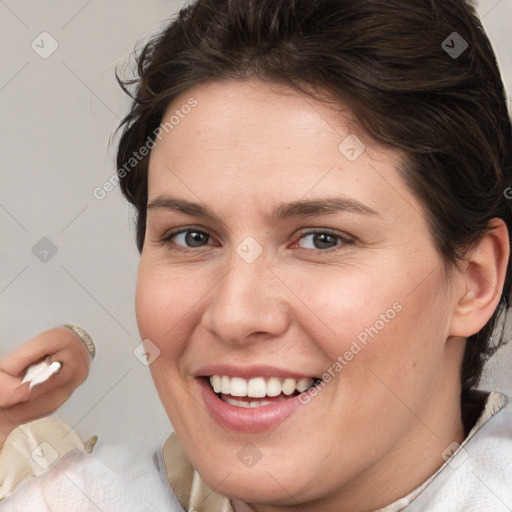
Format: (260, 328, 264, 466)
(159, 227, 353, 253)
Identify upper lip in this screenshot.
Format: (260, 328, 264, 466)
(194, 364, 318, 380)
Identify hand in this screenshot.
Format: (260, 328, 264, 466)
(0, 326, 92, 446)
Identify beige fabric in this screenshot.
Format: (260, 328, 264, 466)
(162, 392, 509, 512)
(163, 433, 234, 512)
(0, 416, 86, 500)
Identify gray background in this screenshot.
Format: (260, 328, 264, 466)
(1, 0, 511, 453)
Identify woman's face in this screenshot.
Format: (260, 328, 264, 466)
(136, 80, 464, 509)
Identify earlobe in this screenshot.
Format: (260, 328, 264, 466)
(450, 218, 510, 338)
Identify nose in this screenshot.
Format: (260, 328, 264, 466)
(200, 251, 291, 346)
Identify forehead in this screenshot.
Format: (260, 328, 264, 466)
(147, 79, 415, 220)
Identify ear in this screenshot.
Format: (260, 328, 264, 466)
(450, 218, 510, 338)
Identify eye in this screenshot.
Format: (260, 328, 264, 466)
(296, 231, 349, 250)
(167, 229, 212, 248)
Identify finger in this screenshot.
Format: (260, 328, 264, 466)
(5, 377, 77, 422)
(0, 374, 31, 409)
(0, 327, 78, 376)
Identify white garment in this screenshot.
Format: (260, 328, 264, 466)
(404, 395, 512, 512)
(0, 441, 182, 512)
(381, 392, 512, 512)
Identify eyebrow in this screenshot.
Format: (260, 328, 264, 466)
(147, 196, 220, 221)
(147, 196, 378, 222)
(270, 197, 378, 221)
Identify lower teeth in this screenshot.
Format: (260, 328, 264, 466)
(224, 396, 287, 408)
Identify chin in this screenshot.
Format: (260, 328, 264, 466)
(195, 449, 326, 506)
(208, 473, 303, 507)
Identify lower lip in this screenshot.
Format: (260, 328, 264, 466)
(198, 378, 307, 432)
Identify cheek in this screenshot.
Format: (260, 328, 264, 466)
(290, 260, 448, 387)
(287, 263, 404, 351)
(135, 261, 206, 418)
(135, 260, 206, 357)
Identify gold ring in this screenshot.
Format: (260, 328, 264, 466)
(63, 324, 96, 360)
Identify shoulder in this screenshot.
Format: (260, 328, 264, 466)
(0, 419, 183, 511)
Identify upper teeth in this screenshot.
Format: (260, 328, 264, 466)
(209, 375, 315, 398)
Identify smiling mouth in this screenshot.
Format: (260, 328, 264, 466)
(207, 375, 322, 408)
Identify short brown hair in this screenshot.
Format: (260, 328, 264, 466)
(116, 0, 512, 392)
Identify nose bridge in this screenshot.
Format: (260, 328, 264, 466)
(203, 247, 289, 344)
